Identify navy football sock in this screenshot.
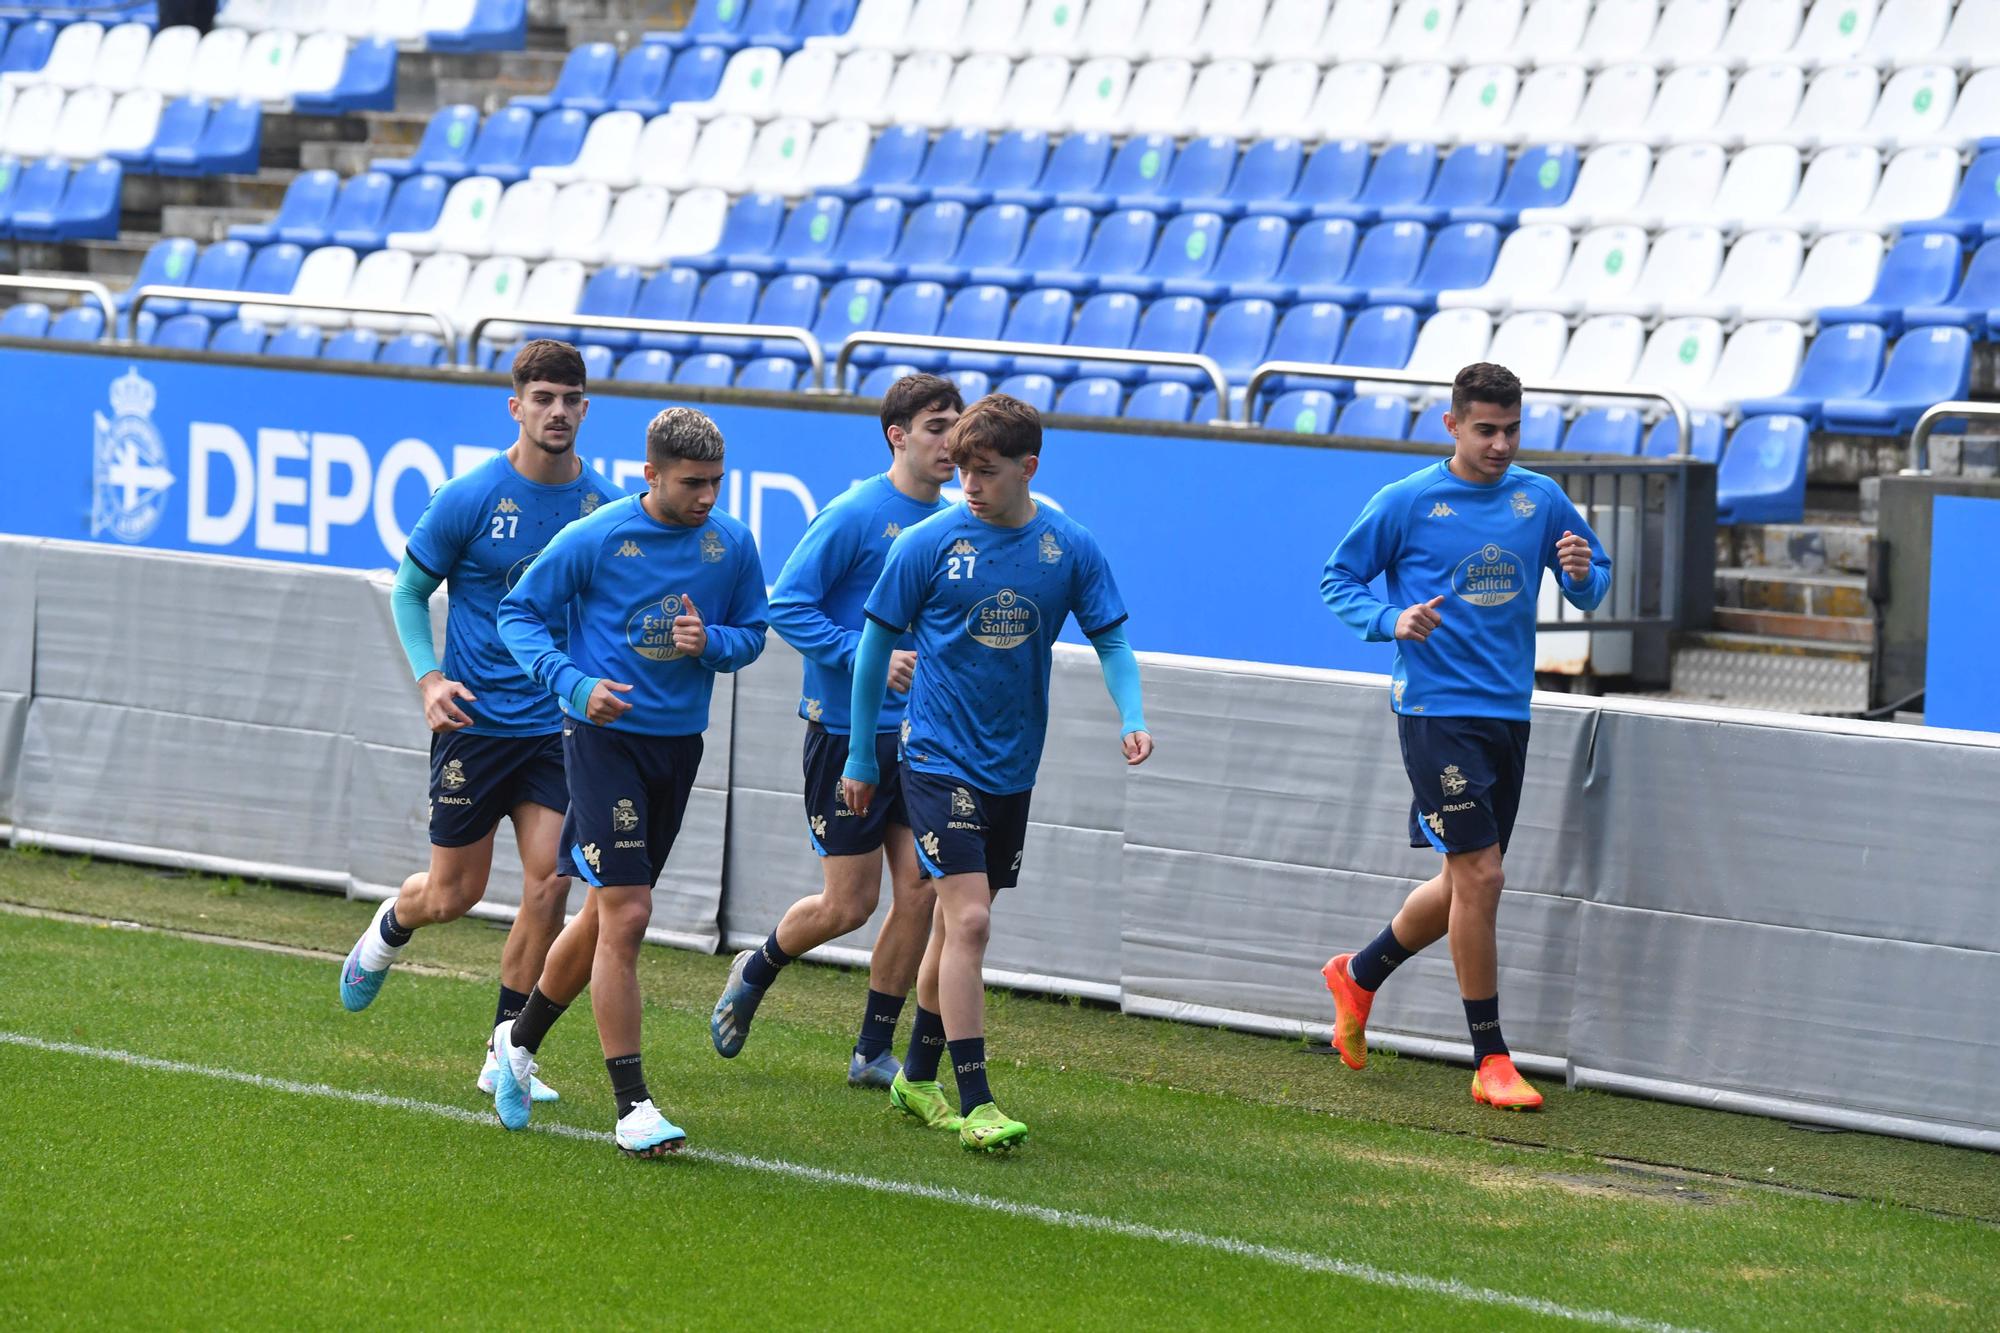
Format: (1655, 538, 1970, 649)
(741, 932, 792, 989)
(379, 902, 414, 948)
(948, 1037, 993, 1115)
(494, 984, 529, 1033)
(903, 1005, 946, 1082)
(1349, 922, 1414, 992)
(1464, 995, 1508, 1063)
(854, 989, 906, 1061)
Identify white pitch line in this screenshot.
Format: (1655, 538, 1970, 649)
(0, 1030, 1700, 1333)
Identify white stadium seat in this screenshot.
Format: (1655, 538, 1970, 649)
(1603, 141, 1725, 230)
(1119, 58, 1195, 137)
(1438, 222, 1572, 312)
(1498, 0, 1587, 66)
(899, 0, 971, 55)
(1306, 62, 1387, 141)
(1584, 224, 1723, 320)
(1014, 0, 1088, 58)
(1520, 142, 1651, 229)
(1741, 144, 1879, 236)
(345, 248, 417, 332)
(1639, 0, 1726, 69)
(1691, 319, 1805, 416)
(102, 89, 165, 161)
(1773, 63, 1879, 150)
(942, 54, 1015, 129)
(217, 0, 273, 30)
(1664, 142, 1800, 232)
(656, 186, 730, 261)
(1434, 64, 1519, 144)
(17, 21, 102, 92)
(1713, 0, 1801, 70)
(1918, 0, 2000, 72)
(240, 30, 298, 105)
(1443, 0, 1524, 68)
(1663, 227, 1804, 323)
(393, 252, 472, 334)
(953, 0, 1027, 59)
(1707, 61, 1804, 148)
(685, 114, 757, 189)
(1863, 0, 1951, 70)
(799, 118, 873, 194)
(1853, 145, 1959, 233)
(139, 26, 202, 100)
(1257, 0, 1335, 65)
(1079, 0, 1146, 60)
(537, 110, 644, 188)
(390, 176, 503, 255)
(1061, 58, 1135, 134)
(2, 85, 62, 158)
(812, 0, 914, 53)
(1000, 54, 1076, 133)
(1182, 59, 1257, 139)
(1378, 0, 1459, 65)
(0, 84, 13, 140)
(290, 33, 349, 99)
(1787, 0, 1877, 69)
(733, 117, 816, 195)
(1242, 60, 1320, 141)
(635, 112, 701, 190)
(92, 22, 153, 95)
(482, 259, 585, 345)
(598, 187, 674, 266)
(1617, 315, 1723, 410)
(477, 177, 559, 261)
(1550, 313, 1645, 403)
(1827, 65, 1955, 150)
(1360, 61, 1450, 143)
(457, 256, 528, 342)
(1635, 62, 1727, 145)
(255, 245, 358, 328)
(420, 0, 480, 38)
(687, 47, 782, 121)
(1499, 64, 1587, 144)
(1196, 0, 1272, 64)
(191, 28, 252, 101)
(773, 46, 839, 122)
(374, 0, 434, 42)
(824, 49, 894, 126)
(1572, 62, 1657, 146)
(50, 86, 112, 162)
(1739, 229, 1883, 324)
(878, 52, 954, 129)
(1924, 69, 2000, 150)
(1488, 309, 1569, 384)
(539, 181, 612, 263)
(1361, 307, 1492, 400)
(1312, 0, 1394, 64)
(1537, 224, 1649, 317)
(1575, 0, 1657, 70)
(1133, 0, 1206, 63)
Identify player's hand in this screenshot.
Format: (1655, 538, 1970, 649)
(887, 649, 917, 694)
(841, 777, 876, 817)
(1122, 730, 1154, 766)
(1395, 596, 1446, 642)
(587, 679, 634, 724)
(1556, 529, 1593, 581)
(673, 593, 708, 658)
(420, 673, 477, 733)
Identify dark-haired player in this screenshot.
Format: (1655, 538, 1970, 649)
(1319, 362, 1610, 1112)
(711, 374, 963, 1087)
(340, 339, 618, 1110)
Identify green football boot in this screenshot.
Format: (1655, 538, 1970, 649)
(958, 1102, 1028, 1154)
(888, 1069, 964, 1131)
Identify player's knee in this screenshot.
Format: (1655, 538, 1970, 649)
(1458, 859, 1505, 903)
(429, 874, 485, 920)
(518, 871, 569, 918)
(947, 901, 991, 951)
(597, 895, 652, 946)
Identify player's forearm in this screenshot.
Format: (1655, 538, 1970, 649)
(390, 555, 444, 681)
(1088, 624, 1148, 735)
(767, 597, 862, 669)
(496, 600, 590, 709)
(1321, 566, 1398, 642)
(841, 619, 897, 783)
(1561, 557, 1613, 612)
(696, 621, 769, 673)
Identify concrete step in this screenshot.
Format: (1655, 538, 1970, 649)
(160, 204, 269, 244)
(1710, 607, 1875, 644)
(118, 171, 297, 216)
(14, 236, 156, 282)
(1717, 517, 1875, 576)
(1648, 632, 1871, 715)
(299, 141, 379, 175)
(1809, 432, 1914, 486)
(1713, 567, 1870, 618)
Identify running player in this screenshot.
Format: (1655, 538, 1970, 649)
(1318, 362, 1610, 1112)
(841, 394, 1153, 1153)
(489, 406, 768, 1156)
(339, 339, 618, 1108)
(710, 374, 961, 1087)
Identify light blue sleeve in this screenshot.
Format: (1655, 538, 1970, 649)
(390, 555, 443, 682)
(697, 534, 772, 673)
(498, 521, 601, 715)
(841, 620, 898, 785)
(1088, 623, 1147, 735)
(1547, 484, 1613, 612)
(767, 503, 865, 668)
(1321, 484, 1406, 643)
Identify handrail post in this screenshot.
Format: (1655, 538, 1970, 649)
(1905, 401, 2000, 476)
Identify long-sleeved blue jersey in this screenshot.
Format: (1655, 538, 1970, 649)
(1322, 461, 1611, 721)
(498, 494, 769, 736)
(767, 472, 948, 734)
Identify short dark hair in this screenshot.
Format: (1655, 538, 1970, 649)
(512, 338, 587, 392)
(1450, 362, 1522, 419)
(646, 406, 725, 467)
(945, 393, 1041, 467)
(879, 373, 964, 450)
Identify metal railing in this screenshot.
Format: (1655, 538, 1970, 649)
(126, 286, 460, 351)
(467, 313, 825, 388)
(0, 274, 118, 340)
(1905, 401, 2000, 475)
(835, 332, 1233, 416)
(1242, 361, 1697, 459)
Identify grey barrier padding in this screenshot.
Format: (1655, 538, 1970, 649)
(1569, 902, 2000, 1148)
(0, 694, 26, 827)
(0, 539, 32, 826)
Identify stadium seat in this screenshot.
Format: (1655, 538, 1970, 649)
(337, 174, 445, 252)
(949, 284, 1072, 373)
(1100, 210, 1223, 298)
(427, 0, 531, 55)
(1306, 219, 1425, 308)
(1706, 60, 1804, 148)
(1520, 141, 1650, 229)
(1571, 0, 1655, 69)
(1588, 225, 1723, 320)
(1451, 142, 1576, 225)
(989, 130, 1109, 211)
(323, 327, 382, 364)
(265, 322, 324, 358)
(1715, 414, 1811, 524)
(345, 248, 419, 331)
(1519, 399, 1566, 451)
(51, 157, 120, 240)
(2, 84, 62, 161)
(48, 304, 106, 342)
(1123, 379, 1193, 423)
(728, 193, 836, 275)
(905, 202, 1028, 287)
(782, 193, 898, 277)
(1739, 144, 1882, 235)
(935, 130, 1046, 208)
(1787, 0, 1874, 67)
(1854, 145, 1960, 234)
(1734, 322, 1883, 427)
(1563, 407, 1644, 454)
(1180, 58, 1258, 140)
(0, 20, 55, 84)
(1489, 309, 1570, 386)
(1368, 221, 1501, 312)
(1408, 402, 1454, 444)
(1657, 141, 1798, 232)
(1433, 63, 1519, 143)
(496, 107, 594, 186)
(1015, 288, 1136, 379)
(285, 33, 351, 106)
(683, 191, 787, 273)
(29, 19, 102, 92)
(0, 301, 50, 339)
(50, 85, 111, 163)
(457, 255, 531, 344)
(823, 121, 924, 201)
(388, 175, 498, 255)
(792, 274, 884, 362)
(668, 350, 734, 386)
(678, 112, 761, 191)
(1148, 296, 1276, 389)
(1321, 303, 1419, 398)
(1058, 132, 1174, 213)
(245, 244, 357, 328)
(457, 105, 543, 183)
(959, 204, 1082, 289)
(994, 371, 1055, 411)
(771, 44, 840, 121)
(393, 252, 471, 336)
(1818, 231, 1959, 335)
(1174, 138, 1298, 221)
(1359, 306, 1491, 402)
(1115, 57, 1196, 138)
(1690, 319, 1805, 417)
(1158, 213, 1289, 303)
(999, 54, 1078, 134)
(1540, 225, 1650, 317)
(1635, 61, 1728, 145)
(1498, 64, 1588, 146)
(231, 169, 338, 246)
(565, 262, 642, 344)
(1336, 393, 1412, 441)
(150, 312, 211, 351)
(1052, 55, 1132, 134)
(1028, 207, 1157, 293)
(1624, 315, 1729, 407)
(797, 116, 873, 195)
(656, 186, 731, 262)
(1325, 140, 1436, 225)
(378, 105, 479, 179)
(168, 240, 252, 320)
(580, 42, 673, 117)
(1599, 141, 1725, 230)
(1901, 239, 2000, 339)
(849, 279, 944, 365)
(1548, 313, 1644, 404)
(300, 37, 399, 116)
(685, 46, 781, 121)
(847, 198, 966, 283)
(1437, 222, 1570, 312)
(102, 87, 165, 167)
(1257, 299, 1347, 396)
(901, 282, 1008, 370)
(232, 242, 305, 316)
(1055, 376, 1124, 417)
(473, 176, 556, 260)
(209, 318, 269, 357)
(3, 159, 68, 241)
(1900, 148, 2000, 243)
(1263, 387, 1338, 434)
(1761, 62, 1874, 150)
(1378, 143, 1505, 228)
(626, 113, 699, 192)
(948, 367, 992, 399)
(1641, 409, 1725, 461)
(1298, 61, 1385, 142)
(726, 115, 816, 196)
(1226, 218, 1355, 307)
(239, 31, 300, 105)
(691, 272, 808, 359)
(1920, 0, 2000, 70)
(869, 126, 982, 204)
(1821, 325, 1969, 435)
(189, 27, 250, 102)
(285, 171, 385, 250)
(1830, 64, 1956, 150)
(610, 347, 672, 381)
(636, 267, 743, 354)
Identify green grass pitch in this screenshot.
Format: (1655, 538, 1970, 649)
(0, 848, 1993, 1330)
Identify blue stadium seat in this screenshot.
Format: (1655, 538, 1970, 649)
(1266, 138, 1369, 223)
(240, 242, 306, 305)
(1521, 401, 1566, 453)
(147, 97, 209, 175)
(1452, 144, 1577, 225)
(0, 155, 18, 237)
(826, 123, 926, 202)
(994, 373, 1056, 412)
(498, 108, 591, 185)
(1232, 218, 1358, 306)
(851, 279, 944, 366)
(1060, 134, 1174, 214)
(5, 160, 68, 241)
(519, 42, 617, 114)
(231, 170, 338, 246)
(1327, 142, 1437, 226)
(647, 0, 751, 49)
(674, 352, 738, 385)
(1408, 401, 1453, 444)
(1183, 137, 1304, 220)
(606, 41, 682, 116)
(324, 328, 383, 364)
(850, 360, 922, 396)
(0, 301, 51, 339)
(573, 263, 643, 345)
(935, 130, 1047, 208)
(54, 157, 121, 241)
(741, 194, 844, 275)
(949, 369, 991, 400)
(685, 191, 787, 273)
(179, 240, 253, 320)
(566, 341, 610, 382)
(794, 276, 884, 363)
(1312, 221, 1426, 308)
(1101, 211, 1222, 298)
(1264, 389, 1337, 434)
(150, 313, 211, 351)
(117, 238, 200, 311)
(1124, 380, 1193, 423)
(1820, 232, 1960, 337)
(794, 0, 858, 44)
(338, 174, 445, 252)
(1030, 208, 1158, 293)
(907, 203, 1028, 288)
(1336, 394, 1412, 441)
(1738, 323, 1886, 428)
(1716, 415, 1812, 525)
(1259, 300, 1347, 396)
(210, 319, 270, 357)
(993, 131, 1110, 211)
(427, 0, 530, 54)
(1822, 326, 1972, 436)
(1167, 214, 1289, 303)
(909, 283, 1009, 371)
(1322, 304, 1419, 398)
(1368, 221, 1501, 312)
(1643, 410, 1727, 463)
(616, 347, 675, 381)
(265, 324, 324, 359)
(657, 43, 729, 105)
(744, 0, 825, 53)
(1902, 148, 2000, 243)
(194, 99, 264, 177)
(850, 199, 968, 283)
(880, 128, 987, 205)
(706, 272, 819, 357)
(1904, 237, 2000, 338)
(1564, 407, 1645, 455)
(459, 105, 535, 182)
(0, 20, 54, 80)
(1081, 294, 1206, 386)
(635, 265, 715, 353)
(1117, 135, 1235, 216)
(1055, 377, 1124, 417)
(951, 286, 1072, 373)
(1381, 142, 1507, 228)
(296, 37, 399, 115)
(789, 196, 904, 279)
(1013, 289, 1133, 379)
(972, 205, 1092, 289)
(313, 171, 394, 250)
(377, 331, 442, 366)
(48, 305, 105, 342)
(1150, 297, 1275, 390)
(378, 105, 480, 179)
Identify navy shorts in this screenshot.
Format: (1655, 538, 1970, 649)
(901, 765, 1032, 891)
(1398, 715, 1531, 856)
(803, 723, 907, 857)
(428, 731, 567, 848)
(556, 724, 705, 889)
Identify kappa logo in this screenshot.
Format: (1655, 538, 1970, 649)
(440, 759, 467, 790)
(949, 538, 978, 557)
(1391, 679, 1407, 706)
(495, 497, 521, 515)
(1424, 811, 1447, 839)
(579, 843, 602, 874)
(805, 697, 823, 722)
(1441, 765, 1468, 796)
(810, 814, 828, 840)
(1428, 502, 1457, 518)
(701, 529, 726, 563)
(950, 787, 976, 817)
(883, 522, 902, 539)
(920, 830, 941, 862)
(615, 540, 644, 557)
(1038, 530, 1063, 564)
(1510, 489, 1537, 519)
(900, 718, 911, 748)
(611, 798, 639, 832)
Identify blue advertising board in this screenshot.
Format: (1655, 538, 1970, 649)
(1928, 494, 2000, 733)
(0, 344, 1415, 672)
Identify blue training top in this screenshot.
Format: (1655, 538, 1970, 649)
(768, 472, 950, 735)
(862, 501, 1127, 795)
(497, 493, 769, 737)
(1321, 461, 1612, 722)
(402, 451, 621, 736)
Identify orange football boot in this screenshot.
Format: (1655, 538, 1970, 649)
(1321, 953, 1374, 1070)
(1471, 1053, 1543, 1110)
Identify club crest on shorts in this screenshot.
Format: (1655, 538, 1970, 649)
(611, 798, 639, 832)
(1510, 490, 1536, 518)
(701, 529, 726, 563)
(1441, 765, 1468, 796)
(628, 593, 687, 660)
(951, 787, 976, 817)
(440, 759, 467, 790)
(1038, 530, 1063, 564)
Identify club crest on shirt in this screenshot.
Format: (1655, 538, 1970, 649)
(805, 697, 823, 722)
(611, 798, 639, 832)
(628, 593, 687, 660)
(1452, 544, 1528, 608)
(1510, 490, 1536, 519)
(701, 529, 726, 563)
(966, 587, 1041, 650)
(1441, 765, 1468, 796)
(440, 759, 467, 790)
(580, 491, 601, 517)
(1038, 530, 1063, 564)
